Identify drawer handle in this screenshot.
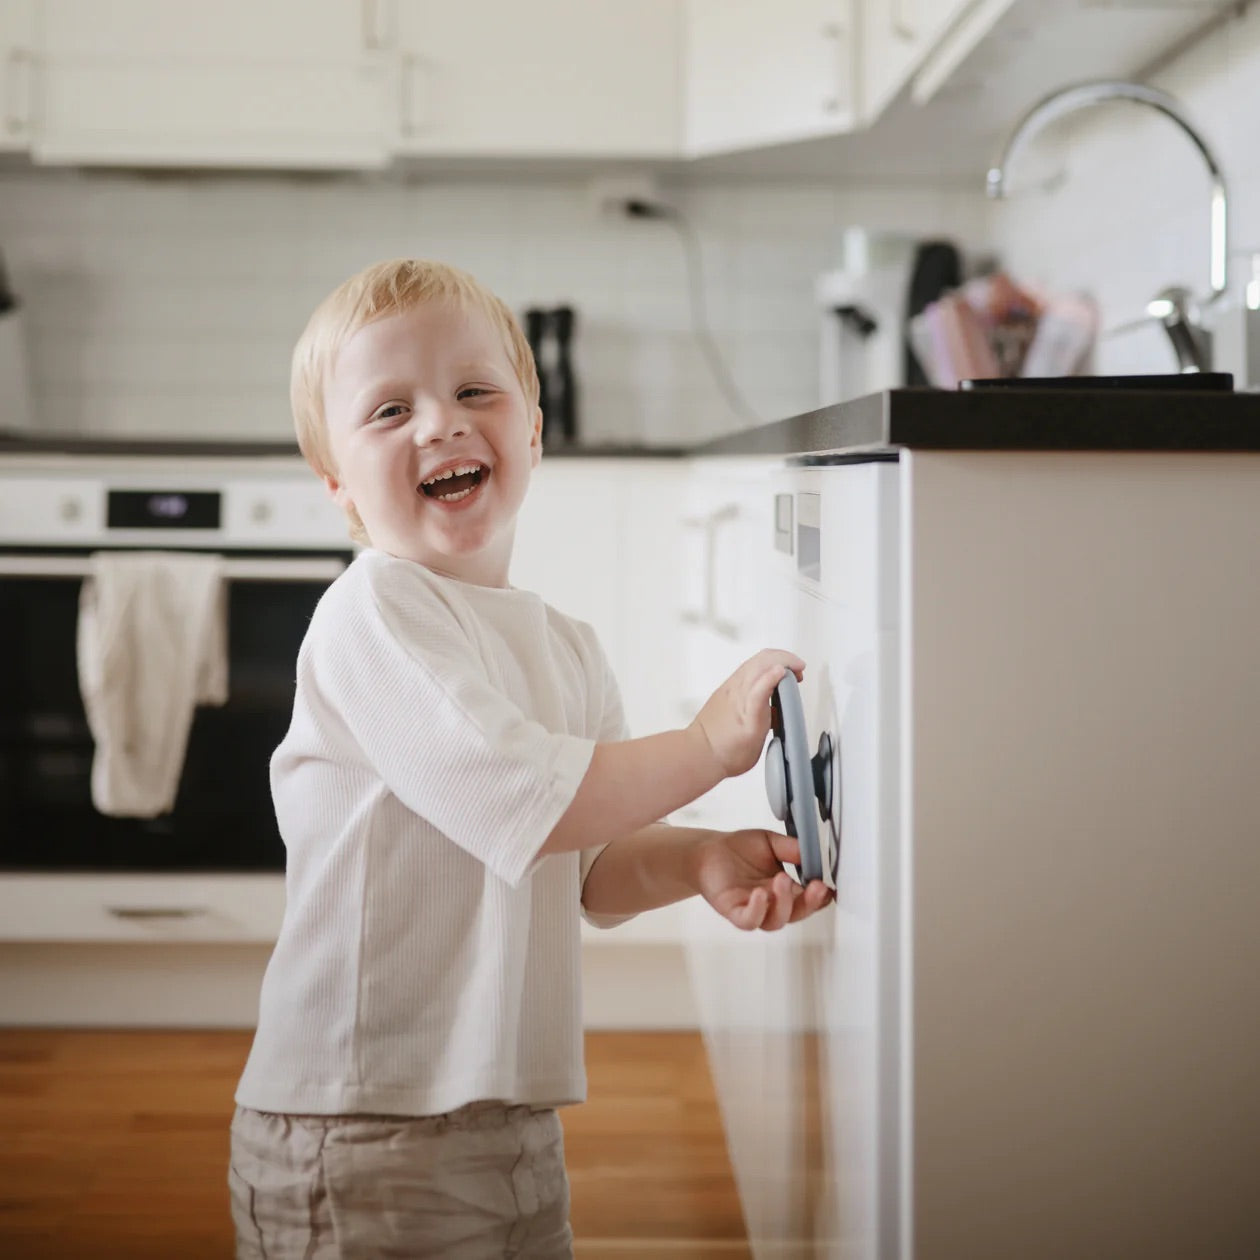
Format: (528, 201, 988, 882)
(107, 906, 209, 920)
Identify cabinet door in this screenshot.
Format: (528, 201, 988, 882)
(511, 460, 627, 692)
(684, 0, 856, 156)
(393, 0, 680, 158)
(688, 462, 904, 1257)
(33, 0, 392, 168)
(0, 0, 34, 152)
(511, 458, 686, 742)
(859, 0, 976, 123)
(619, 459, 688, 739)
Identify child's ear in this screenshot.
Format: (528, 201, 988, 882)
(529, 406, 543, 467)
(323, 473, 353, 511)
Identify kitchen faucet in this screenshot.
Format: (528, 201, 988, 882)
(986, 80, 1229, 374)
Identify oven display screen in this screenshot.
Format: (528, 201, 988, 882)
(106, 490, 221, 530)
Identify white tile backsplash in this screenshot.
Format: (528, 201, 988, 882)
(0, 167, 981, 445)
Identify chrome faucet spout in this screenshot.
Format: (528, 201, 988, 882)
(987, 80, 1229, 372)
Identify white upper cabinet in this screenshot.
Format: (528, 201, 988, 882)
(684, 0, 857, 156)
(859, 0, 983, 123)
(390, 0, 680, 158)
(31, 0, 393, 168)
(7, 0, 1240, 170)
(0, 0, 35, 151)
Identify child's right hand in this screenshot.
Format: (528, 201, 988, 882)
(690, 649, 805, 778)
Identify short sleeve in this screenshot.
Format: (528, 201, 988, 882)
(578, 635, 638, 928)
(303, 561, 595, 888)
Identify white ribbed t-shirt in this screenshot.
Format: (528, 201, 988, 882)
(235, 548, 628, 1117)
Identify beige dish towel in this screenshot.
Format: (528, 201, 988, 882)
(76, 550, 228, 818)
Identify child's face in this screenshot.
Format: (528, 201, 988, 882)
(322, 299, 542, 586)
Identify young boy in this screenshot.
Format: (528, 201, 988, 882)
(229, 258, 833, 1259)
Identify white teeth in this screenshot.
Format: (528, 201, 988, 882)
(422, 462, 482, 487)
(433, 485, 476, 502)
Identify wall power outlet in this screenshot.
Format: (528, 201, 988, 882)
(587, 175, 666, 219)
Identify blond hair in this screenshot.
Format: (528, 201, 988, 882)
(290, 258, 540, 542)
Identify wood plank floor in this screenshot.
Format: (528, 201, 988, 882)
(0, 1029, 751, 1259)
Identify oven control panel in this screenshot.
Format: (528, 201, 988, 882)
(0, 469, 348, 550)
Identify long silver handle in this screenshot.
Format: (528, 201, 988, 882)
(706, 504, 742, 640)
(0, 555, 347, 581)
(681, 505, 742, 638)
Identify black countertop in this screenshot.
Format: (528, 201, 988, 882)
(4, 378, 1259, 462)
(0, 433, 689, 459)
(697, 379, 1260, 461)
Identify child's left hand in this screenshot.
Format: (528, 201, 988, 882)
(694, 829, 834, 931)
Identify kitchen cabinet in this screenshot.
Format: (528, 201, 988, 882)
(672, 456, 780, 830)
(681, 445, 1260, 1258)
(7, 0, 1238, 173)
(390, 0, 680, 159)
(0, 873, 285, 943)
(31, 0, 393, 168)
(685, 460, 898, 1251)
(0, 0, 34, 152)
(858, 0, 985, 122)
(684, 0, 857, 156)
(510, 456, 687, 744)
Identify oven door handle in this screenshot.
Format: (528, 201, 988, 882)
(0, 555, 348, 582)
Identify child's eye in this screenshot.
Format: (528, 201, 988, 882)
(457, 387, 492, 401)
(371, 403, 408, 422)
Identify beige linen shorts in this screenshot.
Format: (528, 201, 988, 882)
(228, 1101, 574, 1259)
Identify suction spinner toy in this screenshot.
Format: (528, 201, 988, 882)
(764, 671, 836, 886)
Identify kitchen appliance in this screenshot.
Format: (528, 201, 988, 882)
(0, 452, 351, 874)
(816, 230, 919, 405)
(524, 304, 579, 446)
(0, 249, 34, 432)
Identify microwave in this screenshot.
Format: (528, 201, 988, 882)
(0, 452, 352, 875)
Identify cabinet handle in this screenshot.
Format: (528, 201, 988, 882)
(5, 48, 31, 137)
(706, 504, 741, 641)
(682, 503, 741, 638)
(107, 906, 209, 921)
(892, 0, 917, 41)
(820, 16, 850, 118)
(361, 0, 385, 51)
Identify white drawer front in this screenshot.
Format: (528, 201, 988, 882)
(0, 874, 285, 943)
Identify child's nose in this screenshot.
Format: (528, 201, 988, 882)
(411, 401, 469, 444)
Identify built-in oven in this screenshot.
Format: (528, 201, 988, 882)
(0, 454, 353, 875)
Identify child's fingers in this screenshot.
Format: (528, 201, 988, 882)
(760, 873, 800, 931)
(761, 830, 802, 867)
(736, 886, 769, 931)
(742, 649, 805, 685)
(750, 664, 794, 714)
(790, 879, 834, 922)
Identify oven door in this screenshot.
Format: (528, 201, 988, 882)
(0, 549, 349, 873)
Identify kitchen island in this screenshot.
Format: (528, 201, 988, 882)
(678, 377, 1260, 1260)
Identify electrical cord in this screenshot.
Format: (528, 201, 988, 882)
(624, 199, 762, 427)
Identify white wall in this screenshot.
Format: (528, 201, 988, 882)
(0, 169, 981, 445)
(986, 5, 1260, 377)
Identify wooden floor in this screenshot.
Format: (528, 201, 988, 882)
(0, 1029, 751, 1259)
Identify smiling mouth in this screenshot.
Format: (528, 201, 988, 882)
(420, 462, 488, 503)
